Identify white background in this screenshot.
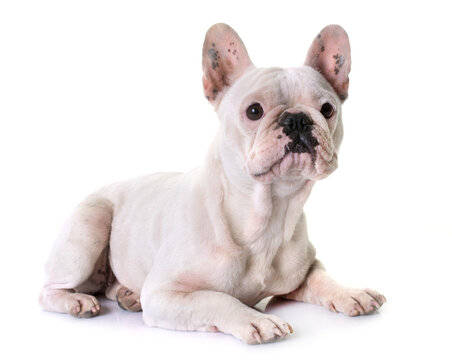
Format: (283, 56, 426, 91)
(1, 0, 451, 359)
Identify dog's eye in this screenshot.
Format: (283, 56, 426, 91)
(246, 103, 264, 121)
(320, 102, 334, 119)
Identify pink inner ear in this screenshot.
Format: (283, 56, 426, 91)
(305, 25, 351, 101)
(202, 24, 253, 105)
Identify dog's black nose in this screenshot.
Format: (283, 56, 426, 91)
(278, 111, 319, 156)
(278, 111, 313, 133)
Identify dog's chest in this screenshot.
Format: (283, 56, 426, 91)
(229, 234, 315, 306)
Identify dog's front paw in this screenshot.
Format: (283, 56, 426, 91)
(327, 288, 386, 316)
(230, 314, 293, 345)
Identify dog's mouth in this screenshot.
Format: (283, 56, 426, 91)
(284, 130, 319, 162)
(250, 131, 337, 183)
(252, 152, 292, 178)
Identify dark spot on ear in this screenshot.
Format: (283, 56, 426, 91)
(228, 49, 230, 52)
(213, 88, 218, 94)
(311, 36, 325, 62)
(206, 95, 210, 100)
(208, 47, 221, 70)
(208, 48, 219, 61)
(212, 43, 215, 47)
(333, 53, 345, 75)
(277, 135, 282, 139)
(333, 53, 345, 66)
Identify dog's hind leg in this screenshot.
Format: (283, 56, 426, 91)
(39, 195, 114, 318)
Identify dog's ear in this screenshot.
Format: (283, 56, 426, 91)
(202, 23, 253, 107)
(305, 25, 351, 102)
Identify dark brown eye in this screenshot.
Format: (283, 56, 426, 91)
(246, 103, 264, 121)
(320, 102, 334, 119)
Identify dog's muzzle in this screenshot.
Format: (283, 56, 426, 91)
(278, 111, 319, 158)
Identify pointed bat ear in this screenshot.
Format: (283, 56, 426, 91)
(305, 25, 351, 101)
(202, 23, 254, 107)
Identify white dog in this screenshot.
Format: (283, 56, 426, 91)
(39, 23, 386, 344)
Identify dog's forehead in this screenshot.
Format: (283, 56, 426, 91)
(237, 66, 335, 106)
(280, 67, 333, 102)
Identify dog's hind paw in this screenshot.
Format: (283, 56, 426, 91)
(65, 293, 101, 318)
(116, 286, 142, 312)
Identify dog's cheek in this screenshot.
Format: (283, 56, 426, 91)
(250, 133, 288, 169)
(332, 119, 344, 152)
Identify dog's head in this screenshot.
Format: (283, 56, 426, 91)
(202, 24, 350, 185)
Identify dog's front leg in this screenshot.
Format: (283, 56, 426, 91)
(281, 260, 386, 316)
(141, 289, 292, 344)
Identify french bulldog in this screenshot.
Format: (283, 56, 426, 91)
(39, 23, 386, 344)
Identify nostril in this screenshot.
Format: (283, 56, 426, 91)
(300, 113, 312, 127)
(289, 117, 297, 132)
(278, 113, 294, 128)
(278, 112, 313, 132)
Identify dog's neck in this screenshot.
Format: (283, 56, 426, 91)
(202, 134, 315, 253)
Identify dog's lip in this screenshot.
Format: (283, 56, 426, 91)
(252, 154, 286, 178)
(253, 162, 280, 177)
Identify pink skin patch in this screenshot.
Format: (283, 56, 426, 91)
(305, 25, 351, 101)
(202, 24, 253, 106)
